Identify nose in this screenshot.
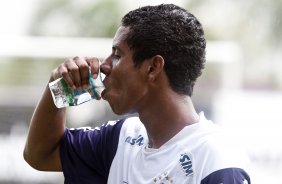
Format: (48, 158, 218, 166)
(100, 56, 112, 76)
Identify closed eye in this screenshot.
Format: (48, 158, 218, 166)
(111, 55, 120, 65)
(112, 55, 120, 59)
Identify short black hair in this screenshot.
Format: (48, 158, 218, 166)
(121, 4, 206, 96)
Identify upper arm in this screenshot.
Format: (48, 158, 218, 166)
(23, 140, 63, 171)
(41, 146, 63, 171)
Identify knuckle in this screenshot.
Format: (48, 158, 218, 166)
(78, 62, 89, 70)
(73, 56, 80, 61)
(64, 58, 73, 65)
(69, 66, 79, 72)
(58, 65, 68, 75)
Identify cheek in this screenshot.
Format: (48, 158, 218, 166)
(113, 66, 145, 95)
(122, 75, 148, 105)
(113, 73, 147, 113)
(125, 80, 146, 97)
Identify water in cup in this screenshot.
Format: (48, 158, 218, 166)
(49, 67, 105, 108)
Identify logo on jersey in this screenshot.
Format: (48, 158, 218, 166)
(153, 171, 174, 184)
(179, 153, 193, 176)
(125, 134, 144, 146)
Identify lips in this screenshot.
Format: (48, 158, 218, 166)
(101, 79, 108, 99)
(101, 89, 107, 99)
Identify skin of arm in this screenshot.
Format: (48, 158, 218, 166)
(23, 83, 65, 171)
(23, 57, 100, 171)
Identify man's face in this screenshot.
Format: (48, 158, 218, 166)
(100, 26, 148, 115)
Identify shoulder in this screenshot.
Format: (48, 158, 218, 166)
(198, 129, 250, 171)
(59, 116, 144, 181)
(191, 113, 251, 183)
(63, 116, 144, 143)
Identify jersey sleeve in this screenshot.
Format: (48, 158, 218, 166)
(200, 168, 251, 184)
(60, 119, 125, 183)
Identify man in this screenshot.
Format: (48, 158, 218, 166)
(24, 4, 251, 184)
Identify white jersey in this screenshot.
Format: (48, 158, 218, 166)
(60, 112, 251, 184)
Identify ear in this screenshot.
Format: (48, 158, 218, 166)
(146, 55, 165, 82)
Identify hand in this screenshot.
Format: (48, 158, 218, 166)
(51, 56, 100, 90)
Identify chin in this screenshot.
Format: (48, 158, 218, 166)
(110, 104, 137, 116)
(107, 102, 124, 115)
(112, 110, 124, 116)
(112, 108, 129, 116)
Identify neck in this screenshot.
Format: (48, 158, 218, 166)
(138, 92, 199, 149)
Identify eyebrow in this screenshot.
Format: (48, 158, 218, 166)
(112, 45, 122, 53)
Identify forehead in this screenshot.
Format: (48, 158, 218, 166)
(112, 26, 130, 49)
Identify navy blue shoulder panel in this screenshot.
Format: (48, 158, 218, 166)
(201, 167, 251, 184)
(60, 118, 125, 184)
(100, 119, 125, 174)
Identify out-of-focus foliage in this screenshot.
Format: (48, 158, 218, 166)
(29, 0, 122, 37)
(29, 0, 282, 48)
(185, 0, 282, 46)
(0, 57, 61, 85)
(24, 0, 282, 91)
(185, 0, 282, 91)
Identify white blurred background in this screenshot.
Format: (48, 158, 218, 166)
(0, 0, 281, 183)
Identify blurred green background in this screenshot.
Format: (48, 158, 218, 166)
(0, 0, 281, 183)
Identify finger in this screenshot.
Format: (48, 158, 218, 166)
(65, 57, 82, 89)
(57, 64, 76, 89)
(74, 57, 90, 89)
(62, 72, 76, 90)
(86, 57, 100, 79)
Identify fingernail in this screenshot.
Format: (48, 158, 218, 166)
(83, 84, 88, 90)
(92, 74, 98, 79)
